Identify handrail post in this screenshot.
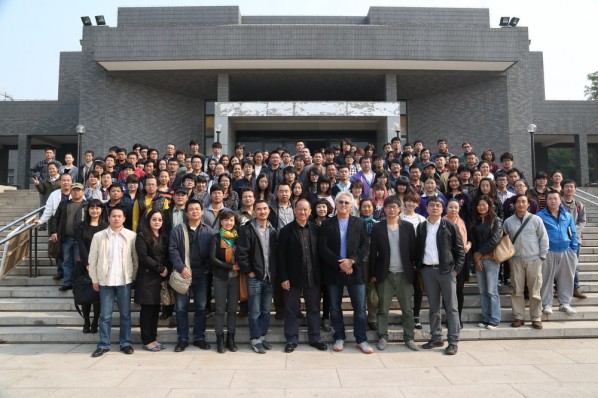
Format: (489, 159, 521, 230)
(33, 227, 38, 278)
(28, 227, 33, 277)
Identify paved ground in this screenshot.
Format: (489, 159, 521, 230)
(1, 339, 598, 397)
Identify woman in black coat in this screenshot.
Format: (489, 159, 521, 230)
(135, 209, 170, 351)
(74, 199, 107, 334)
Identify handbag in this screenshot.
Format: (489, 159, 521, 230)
(239, 272, 248, 302)
(160, 280, 176, 306)
(492, 215, 532, 263)
(493, 234, 516, 263)
(48, 236, 62, 260)
(73, 273, 100, 317)
(169, 226, 192, 294)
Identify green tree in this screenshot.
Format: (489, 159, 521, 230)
(585, 71, 598, 100)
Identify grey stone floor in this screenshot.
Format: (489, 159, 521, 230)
(1, 339, 598, 397)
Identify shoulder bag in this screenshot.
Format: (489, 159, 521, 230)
(169, 226, 193, 294)
(493, 215, 532, 263)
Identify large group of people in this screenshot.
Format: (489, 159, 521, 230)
(30, 136, 586, 357)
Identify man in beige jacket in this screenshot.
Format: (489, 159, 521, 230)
(89, 206, 138, 357)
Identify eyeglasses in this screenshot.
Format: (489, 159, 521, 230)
(337, 200, 352, 205)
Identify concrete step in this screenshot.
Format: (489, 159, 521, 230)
(1, 305, 597, 328)
(1, 320, 598, 344)
(0, 294, 595, 314)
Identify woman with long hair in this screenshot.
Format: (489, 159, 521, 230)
(253, 150, 265, 177)
(218, 173, 239, 211)
(220, 155, 231, 172)
(157, 170, 174, 202)
(290, 180, 306, 206)
(157, 159, 168, 173)
(207, 158, 218, 181)
(74, 199, 108, 334)
(445, 173, 472, 227)
(209, 210, 241, 353)
(373, 170, 395, 196)
(135, 209, 170, 351)
(309, 175, 335, 210)
(474, 177, 504, 220)
(349, 179, 364, 217)
(254, 173, 273, 203)
(444, 198, 472, 327)
(481, 149, 500, 174)
(371, 182, 388, 221)
(307, 167, 321, 195)
(471, 195, 503, 329)
(551, 170, 564, 193)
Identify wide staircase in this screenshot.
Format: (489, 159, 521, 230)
(0, 188, 597, 344)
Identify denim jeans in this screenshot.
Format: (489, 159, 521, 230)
(97, 284, 132, 350)
(61, 237, 79, 287)
(476, 259, 501, 325)
(328, 283, 367, 343)
(175, 274, 209, 342)
(247, 276, 273, 341)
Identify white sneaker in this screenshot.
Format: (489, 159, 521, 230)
(542, 305, 553, 314)
(477, 322, 488, 328)
(559, 304, 577, 314)
(486, 323, 498, 330)
(356, 341, 374, 354)
(333, 339, 344, 352)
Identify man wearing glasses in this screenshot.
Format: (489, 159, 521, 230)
(369, 196, 420, 351)
(319, 192, 371, 353)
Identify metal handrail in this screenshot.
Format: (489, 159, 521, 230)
(0, 222, 40, 278)
(0, 207, 43, 278)
(574, 189, 598, 207)
(0, 206, 45, 234)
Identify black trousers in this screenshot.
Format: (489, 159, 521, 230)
(139, 304, 160, 345)
(283, 285, 321, 344)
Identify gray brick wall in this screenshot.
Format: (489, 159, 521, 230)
(57, 52, 81, 105)
(367, 7, 490, 27)
(406, 74, 509, 157)
(118, 6, 241, 26)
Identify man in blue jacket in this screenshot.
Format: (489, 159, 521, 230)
(537, 190, 579, 315)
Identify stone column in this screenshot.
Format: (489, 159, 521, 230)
(17, 134, 31, 189)
(575, 134, 590, 186)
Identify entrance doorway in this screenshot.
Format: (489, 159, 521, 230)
(236, 131, 375, 154)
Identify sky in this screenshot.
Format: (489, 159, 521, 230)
(0, 0, 596, 101)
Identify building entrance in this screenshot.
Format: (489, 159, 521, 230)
(235, 131, 374, 154)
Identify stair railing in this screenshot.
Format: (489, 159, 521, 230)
(0, 206, 44, 278)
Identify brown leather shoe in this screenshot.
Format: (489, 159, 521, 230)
(511, 319, 525, 328)
(531, 321, 543, 330)
(574, 289, 588, 299)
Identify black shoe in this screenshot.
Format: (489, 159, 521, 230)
(309, 341, 328, 351)
(52, 273, 63, 281)
(297, 311, 305, 319)
(237, 307, 248, 317)
(261, 339, 272, 350)
(174, 340, 188, 352)
(82, 319, 90, 334)
(216, 334, 225, 354)
(91, 348, 109, 358)
(414, 317, 423, 330)
(275, 312, 284, 320)
(285, 342, 297, 353)
(421, 340, 445, 349)
(226, 333, 237, 352)
(445, 344, 458, 355)
(120, 346, 134, 355)
(193, 340, 211, 350)
(90, 318, 98, 334)
(58, 285, 73, 292)
(368, 322, 378, 331)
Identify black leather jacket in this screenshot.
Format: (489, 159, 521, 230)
(415, 218, 465, 274)
(470, 217, 503, 256)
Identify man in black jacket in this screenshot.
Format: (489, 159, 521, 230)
(277, 199, 327, 353)
(50, 182, 86, 291)
(415, 196, 465, 355)
(369, 196, 419, 351)
(235, 199, 277, 354)
(319, 192, 371, 354)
